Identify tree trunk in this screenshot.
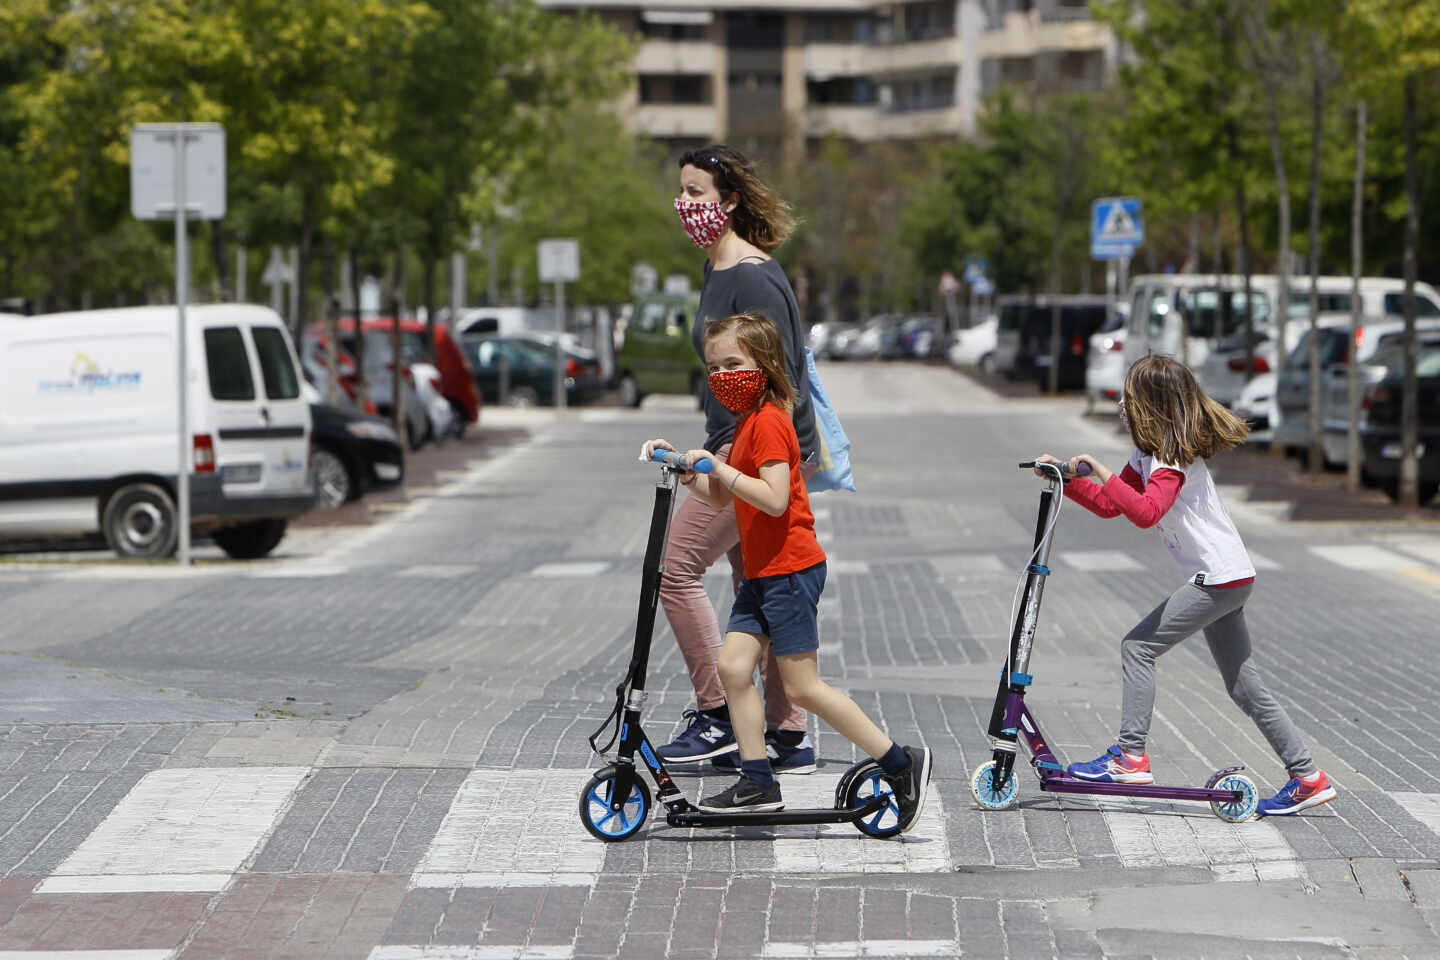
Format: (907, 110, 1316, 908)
(1048, 235, 1061, 396)
(1305, 38, 1326, 475)
(423, 254, 439, 362)
(348, 248, 366, 411)
(324, 242, 340, 406)
(1347, 101, 1366, 491)
(210, 223, 230, 301)
(1400, 74, 1420, 507)
(1228, 119, 1255, 389)
(1255, 20, 1290, 398)
(391, 246, 408, 448)
(296, 190, 315, 339)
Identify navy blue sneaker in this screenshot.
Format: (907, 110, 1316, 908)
(656, 708, 737, 763)
(713, 730, 816, 774)
(1257, 770, 1336, 816)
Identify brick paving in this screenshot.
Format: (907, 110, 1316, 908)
(0, 369, 1438, 957)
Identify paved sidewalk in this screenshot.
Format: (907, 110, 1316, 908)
(1, 364, 1438, 958)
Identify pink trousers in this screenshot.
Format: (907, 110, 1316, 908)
(659, 444, 808, 732)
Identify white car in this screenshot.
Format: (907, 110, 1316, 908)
(946, 316, 998, 371)
(411, 360, 458, 441)
(1233, 371, 1279, 444)
(0, 304, 314, 558)
(1085, 308, 1128, 411)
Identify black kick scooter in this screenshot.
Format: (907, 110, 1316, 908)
(578, 450, 901, 841)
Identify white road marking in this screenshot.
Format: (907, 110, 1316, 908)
(370, 949, 574, 960)
(1100, 805, 1300, 880)
(38, 767, 307, 894)
(36, 874, 233, 893)
(826, 560, 870, 576)
(412, 770, 603, 889)
(930, 553, 1007, 575)
(0, 953, 176, 960)
(528, 562, 610, 578)
(770, 772, 948, 874)
(397, 565, 477, 579)
(1386, 537, 1440, 566)
(763, 942, 959, 958)
(1309, 544, 1419, 570)
(1392, 792, 1440, 837)
(1059, 550, 1145, 572)
(251, 564, 348, 579)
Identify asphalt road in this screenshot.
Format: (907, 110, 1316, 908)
(1, 362, 1439, 959)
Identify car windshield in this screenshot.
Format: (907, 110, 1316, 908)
(1176, 288, 1269, 338)
(1367, 337, 1440, 374)
(1283, 329, 1348, 370)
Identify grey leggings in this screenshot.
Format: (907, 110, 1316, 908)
(1119, 582, 1317, 779)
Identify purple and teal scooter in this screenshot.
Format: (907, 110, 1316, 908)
(969, 459, 1259, 823)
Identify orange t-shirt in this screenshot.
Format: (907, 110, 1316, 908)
(729, 402, 827, 580)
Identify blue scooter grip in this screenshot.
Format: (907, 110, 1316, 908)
(652, 449, 713, 474)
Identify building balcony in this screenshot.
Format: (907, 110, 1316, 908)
(876, 104, 964, 139)
(635, 39, 717, 76)
(803, 104, 881, 140)
(977, 11, 1110, 58)
(631, 103, 719, 140)
(804, 34, 962, 80)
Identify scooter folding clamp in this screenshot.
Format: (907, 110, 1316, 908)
(625, 690, 649, 711)
(1026, 563, 1051, 576)
(1006, 672, 1033, 686)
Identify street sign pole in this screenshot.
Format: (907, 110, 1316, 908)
(538, 238, 580, 412)
(554, 280, 566, 410)
(173, 131, 191, 568)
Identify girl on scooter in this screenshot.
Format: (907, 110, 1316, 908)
(1033, 353, 1336, 817)
(642, 312, 932, 828)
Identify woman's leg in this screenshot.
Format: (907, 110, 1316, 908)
(774, 651, 892, 759)
(658, 445, 739, 712)
(717, 631, 768, 761)
(1201, 594, 1318, 780)
(1118, 583, 1238, 753)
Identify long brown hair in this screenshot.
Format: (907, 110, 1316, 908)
(704, 312, 796, 413)
(680, 145, 795, 252)
(1123, 354, 1249, 465)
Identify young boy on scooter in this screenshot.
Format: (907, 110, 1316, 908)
(642, 312, 932, 829)
(1033, 353, 1335, 816)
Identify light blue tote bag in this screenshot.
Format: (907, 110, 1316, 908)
(803, 347, 855, 493)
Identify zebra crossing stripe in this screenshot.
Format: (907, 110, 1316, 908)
(1247, 551, 1280, 570)
(1309, 544, 1418, 570)
(1392, 792, 1440, 837)
(1100, 804, 1300, 880)
(1059, 550, 1145, 572)
(763, 942, 958, 958)
(0, 953, 176, 960)
(370, 948, 574, 959)
(37, 767, 307, 894)
(528, 562, 610, 578)
(770, 773, 948, 874)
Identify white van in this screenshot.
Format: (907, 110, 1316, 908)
(0, 304, 314, 559)
(1122, 274, 1440, 377)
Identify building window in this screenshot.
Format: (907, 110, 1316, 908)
(807, 76, 877, 106)
(728, 71, 782, 92)
(894, 0, 956, 43)
(804, 13, 880, 44)
(640, 9, 712, 40)
(885, 70, 956, 112)
(639, 74, 713, 105)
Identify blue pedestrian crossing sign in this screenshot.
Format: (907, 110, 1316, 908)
(1091, 196, 1143, 260)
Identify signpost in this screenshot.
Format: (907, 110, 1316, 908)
(131, 122, 226, 568)
(538, 238, 580, 409)
(1091, 196, 1144, 332)
(261, 245, 293, 319)
(963, 256, 991, 328)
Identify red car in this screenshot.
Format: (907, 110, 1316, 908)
(312, 317, 482, 426)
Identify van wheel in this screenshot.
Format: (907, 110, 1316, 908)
(212, 518, 288, 559)
(691, 374, 706, 411)
(508, 386, 539, 408)
(618, 374, 641, 409)
(102, 483, 177, 558)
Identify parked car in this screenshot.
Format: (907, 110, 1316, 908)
(1233, 370, 1279, 441)
(1201, 315, 1354, 410)
(0, 305, 313, 559)
(826, 322, 864, 359)
(308, 403, 405, 509)
(1014, 297, 1109, 390)
(946, 315, 999, 371)
(991, 297, 1028, 378)
(462, 335, 605, 407)
(848, 314, 905, 360)
(304, 326, 429, 448)
(335, 317, 481, 430)
(297, 332, 372, 413)
(614, 291, 703, 408)
(896, 315, 943, 358)
(1356, 338, 1440, 504)
(1084, 306, 1127, 411)
(1275, 316, 1440, 462)
(411, 360, 460, 441)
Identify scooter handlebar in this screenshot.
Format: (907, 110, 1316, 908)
(652, 449, 714, 474)
(1017, 459, 1092, 477)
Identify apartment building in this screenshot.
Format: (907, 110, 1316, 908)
(538, 0, 1116, 163)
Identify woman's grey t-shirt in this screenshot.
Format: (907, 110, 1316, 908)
(691, 258, 818, 460)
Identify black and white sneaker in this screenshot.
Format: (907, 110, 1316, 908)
(886, 746, 933, 834)
(698, 776, 784, 813)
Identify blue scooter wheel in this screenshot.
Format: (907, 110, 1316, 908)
(1209, 773, 1258, 823)
(840, 760, 904, 838)
(579, 767, 652, 842)
(970, 760, 1020, 811)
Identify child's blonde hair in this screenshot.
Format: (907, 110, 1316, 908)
(704, 312, 795, 413)
(1123, 353, 1249, 465)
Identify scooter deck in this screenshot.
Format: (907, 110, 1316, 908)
(666, 795, 888, 828)
(1037, 774, 1242, 804)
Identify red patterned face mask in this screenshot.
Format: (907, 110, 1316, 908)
(708, 368, 767, 413)
(675, 198, 730, 248)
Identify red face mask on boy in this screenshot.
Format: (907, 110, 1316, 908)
(708, 368, 766, 413)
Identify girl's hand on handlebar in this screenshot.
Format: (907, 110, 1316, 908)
(1033, 454, 1062, 477)
(1071, 454, 1111, 483)
(640, 438, 677, 463)
(683, 448, 717, 472)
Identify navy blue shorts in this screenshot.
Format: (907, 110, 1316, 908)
(726, 561, 827, 656)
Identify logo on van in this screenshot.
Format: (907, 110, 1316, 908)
(38, 354, 143, 394)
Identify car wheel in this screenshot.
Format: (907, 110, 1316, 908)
(979, 353, 996, 375)
(102, 483, 177, 558)
(617, 375, 640, 409)
(691, 374, 706, 411)
(310, 446, 354, 509)
(508, 386, 539, 408)
(448, 400, 468, 438)
(212, 518, 288, 560)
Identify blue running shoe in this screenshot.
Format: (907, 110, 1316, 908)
(1066, 745, 1154, 784)
(712, 730, 817, 775)
(656, 708, 737, 763)
(1258, 770, 1336, 816)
